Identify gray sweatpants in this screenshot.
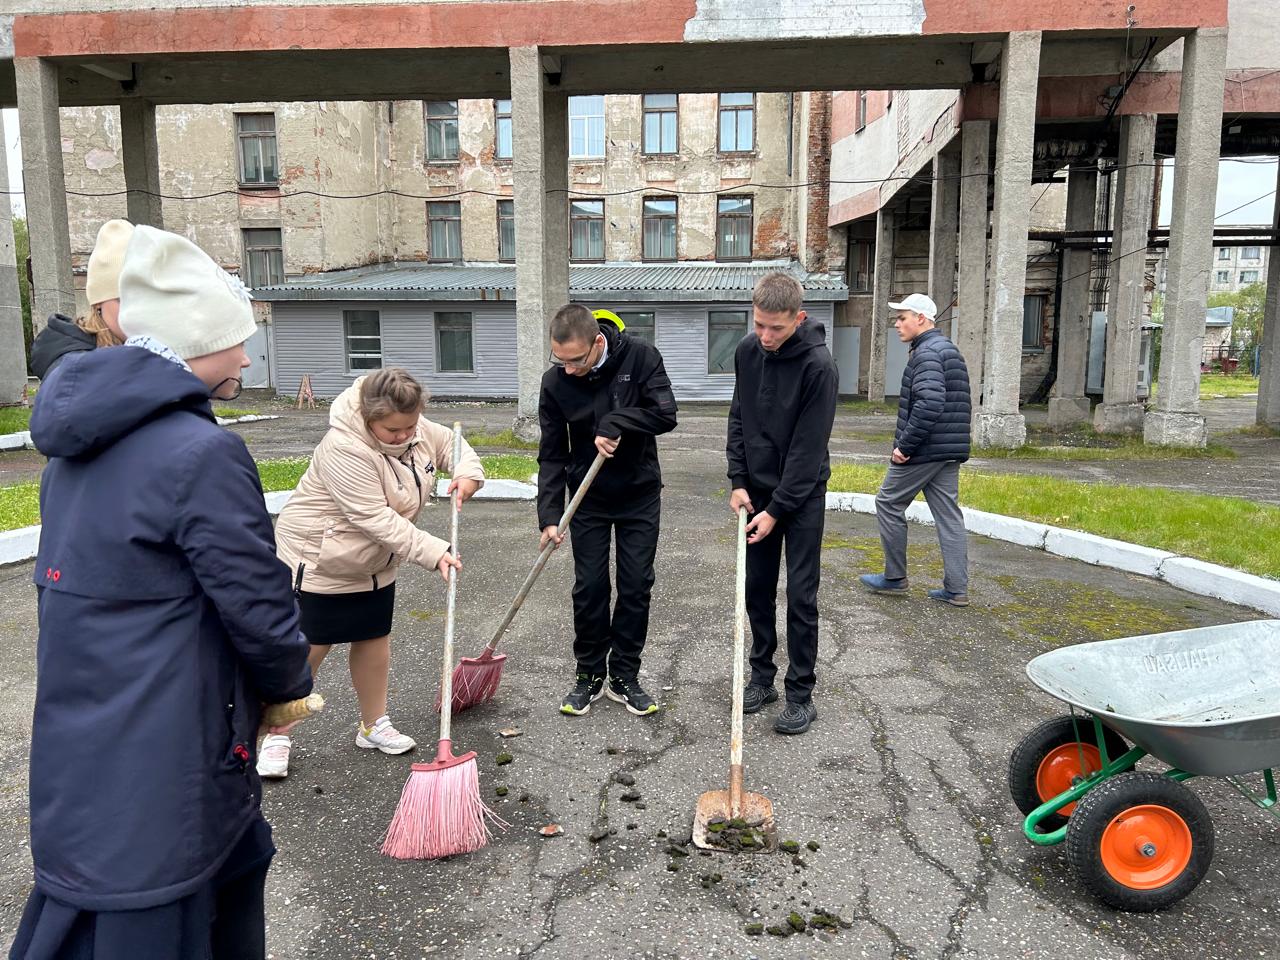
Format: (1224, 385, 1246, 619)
(875, 459, 968, 594)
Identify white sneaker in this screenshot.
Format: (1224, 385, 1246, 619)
(257, 734, 292, 779)
(355, 715, 416, 755)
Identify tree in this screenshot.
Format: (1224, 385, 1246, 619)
(13, 216, 31, 372)
(1208, 282, 1266, 373)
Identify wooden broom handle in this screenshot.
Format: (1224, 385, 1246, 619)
(730, 506, 747, 816)
(437, 423, 463, 743)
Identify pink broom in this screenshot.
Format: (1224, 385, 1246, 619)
(445, 450, 609, 714)
(383, 423, 504, 859)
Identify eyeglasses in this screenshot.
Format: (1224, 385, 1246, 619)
(548, 336, 600, 369)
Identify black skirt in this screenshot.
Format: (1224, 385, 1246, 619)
(297, 581, 396, 646)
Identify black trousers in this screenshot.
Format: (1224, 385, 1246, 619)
(745, 490, 826, 704)
(569, 490, 661, 681)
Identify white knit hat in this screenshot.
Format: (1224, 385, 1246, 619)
(85, 219, 134, 306)
(118, 226, 257, 360)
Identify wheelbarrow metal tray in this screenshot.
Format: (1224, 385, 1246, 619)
(1026, 619, 1280, 777)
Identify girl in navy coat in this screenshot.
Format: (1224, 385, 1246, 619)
(9, 226, 312, 960)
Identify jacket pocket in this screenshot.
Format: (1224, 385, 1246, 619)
(314, 521, 387, 579)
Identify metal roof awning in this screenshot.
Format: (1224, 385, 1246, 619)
(252, 260, 849, 303)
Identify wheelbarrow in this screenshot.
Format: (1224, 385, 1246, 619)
(1009, 619, 1280, 912)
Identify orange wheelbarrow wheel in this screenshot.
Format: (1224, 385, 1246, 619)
(1009, 715, 1128, 831)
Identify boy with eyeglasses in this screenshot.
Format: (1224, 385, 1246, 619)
(537, 303, 678, 717)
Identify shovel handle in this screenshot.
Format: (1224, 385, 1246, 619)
(484, 451, 609, 651)
(437, 423, 463, 743)
(729, 506, 748, 813)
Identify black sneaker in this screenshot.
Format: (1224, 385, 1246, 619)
(774, 700, 817, 735)
(606, 676, 659, 716)
(560, 673, 605, 716)
(742, 683, 779, 715)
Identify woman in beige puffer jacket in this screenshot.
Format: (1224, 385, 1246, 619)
(261, 368, 485, 778)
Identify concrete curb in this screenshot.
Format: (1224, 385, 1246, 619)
(824, 491, 1280, 617)
(0, 430, 33, 451)
(215, 414, 281, 426)
(2, 480, 538, 567)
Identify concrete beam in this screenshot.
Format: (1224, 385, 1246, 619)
(928, 149, 959, 338)
(1145, 28, 1228, 448)
(956, 120, 990, 412)
(975, 32, 1041, 450)
(16, 57, 74, 332)
(0, 121, 24, 407)
(1095, 114, 1156, 435)
(1048, 165, 1096, 428)
(1259, 168, 1280, 429)
(867, 206, 895, 402)
(511, 46, 568, 436)
(119, 99, 162, 227)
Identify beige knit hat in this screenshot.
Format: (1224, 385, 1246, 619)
(118, 226, 258, 360)
(85, 219, 134, 306)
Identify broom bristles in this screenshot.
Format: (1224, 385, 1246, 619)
(382, 753, 505, 860)
(437, 654, 507, 714)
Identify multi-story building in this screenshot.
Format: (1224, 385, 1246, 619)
(59, 93, 845, 399)
(1206, 236, 1270, 294)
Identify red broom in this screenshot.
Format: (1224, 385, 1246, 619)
(446, 450, 609, 713)
(383, 423, 504, 859)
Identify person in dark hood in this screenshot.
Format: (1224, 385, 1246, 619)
(538, 303, 678, 718)
(726, 271, 838, 736)
(9, 226, 312, 960)
(28, 219, 132, 379)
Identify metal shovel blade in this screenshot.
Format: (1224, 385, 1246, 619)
(692, 788, 777, 853)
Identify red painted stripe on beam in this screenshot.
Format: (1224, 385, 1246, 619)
(13, 1, 696, 57)
(829, 187, 880, 227)
(921, 0, 1227, 34)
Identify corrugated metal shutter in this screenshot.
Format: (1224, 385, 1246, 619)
(271, 302, 350, 397)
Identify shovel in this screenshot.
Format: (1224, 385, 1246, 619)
(693, 505, 777, 853)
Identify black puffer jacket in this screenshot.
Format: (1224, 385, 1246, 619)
(893, 328, 971, 464)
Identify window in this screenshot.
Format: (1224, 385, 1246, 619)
(1241, 270, 1260, 283)
(497, 199, 516, 262)
(426, 101, 459, 161)
(427, 201, 462, 261)
(1216, 270, 1230, 283)
(570, 199, 605, 261)
(436, 312, 474, 373)
(1218, 247, 1232, 260)
(242, 228, 283, 288)
(236, 113, 278, 186)
(642, 94, 678, 154)
(716, 196, 753, 261)
(494, 99, 513, 160)
(619, 311, 655, 345)
(848, 238, 873, 293)
(569, 95, 606, 159)
(642, 197, 677, 260)
(1022, 294, 1045, 350)
(708, 310, 749, 374)
(344, 310, 382, 371)
(1242, 246, 1261, 260)
(856, 91, 868, 132)
(718, 93, 755, 152)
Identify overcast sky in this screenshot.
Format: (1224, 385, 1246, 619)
(3, 108, 1276, 228)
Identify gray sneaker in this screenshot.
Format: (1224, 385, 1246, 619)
(774, 700, 818, 735)
(742, 683, 779, 714)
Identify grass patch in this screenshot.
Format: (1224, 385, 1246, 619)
(1233, 424, 1280, 438)
(1151, 374, 1259, 400)
(832, 429, 897, 444)
(257, 457, 311, 493)
(828, 463, 1280, 579)
(471, 454, 538, 481)
(977, 437, 1237, 462)
(464, 428, 539, 450)
(0, 481, 39, 532)
(214, 407, 261, 419)
(0, 407, 31, 434)
(838, 398, 897, 415)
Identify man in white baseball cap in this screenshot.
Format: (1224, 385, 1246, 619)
(860, 291, 973, 606)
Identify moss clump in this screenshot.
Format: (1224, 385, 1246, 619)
(787, 912, 807, 933)
(766, 925, 792, 937)
(779, 840, 800, 854)
(821, 534, 945, 581)
(666, 863, 679, 873)
(806, 840, 820, 852)
(707, 822, 727, 834)
(810, 909, 853, 931)
(744, 923, 764, 936)
(495, 786, 509, 797)
(495, 752, 514, 766)
(989, 575, 1195, 648)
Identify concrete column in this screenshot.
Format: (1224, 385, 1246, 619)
(1258, 168, 1280, 428)
(16, 58, 75, 332)
(120, 100, 163, 227)
(1144, 28, 1228, 448)
(511, 47, 569, 436)
(975, 31, 1041, 449)
(957, 120, 990, 413)
(0, 126, 26, 405)
(1048, 166, 1097, 428)
(867, 205, 895, 401)
(1095, 114, 1156, 434)
(929, 148, 959, 336)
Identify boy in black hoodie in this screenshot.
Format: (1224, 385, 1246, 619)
(538, 304, 678, 717)
(727, 272, 838, 735)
